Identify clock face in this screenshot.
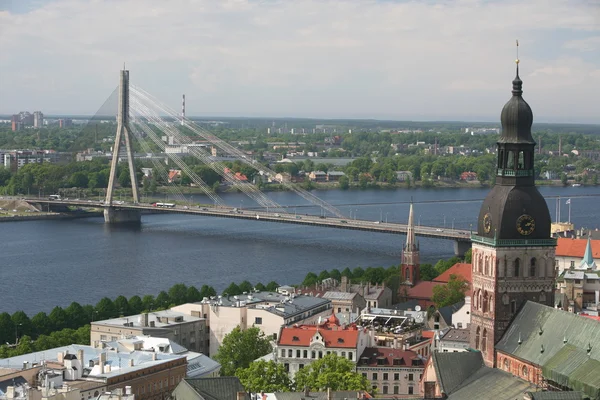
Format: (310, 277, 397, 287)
(516, 214, 535, 236)
(483, 213, 492, 233)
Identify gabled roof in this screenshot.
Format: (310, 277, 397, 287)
(525, 391, 587, 400)
(496, 301, 600, 399)
(357, 347, 423, 368)
(440, 328, 470, 343)
(436, 300, 466, 326)
(278, 323, 361, 348)
(434, 263, 472, 285)
(431, 351, 483, 395)
(182, 377, 249, 400)
(447, 366, 536, 399)
(407, 281, 443, 300)
(579, 237, 598, 269)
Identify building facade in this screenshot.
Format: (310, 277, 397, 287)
(469, 61, 556, 367)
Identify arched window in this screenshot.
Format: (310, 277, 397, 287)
(514, 258, 521, 277)
(518, 151, 525, 169)
(482, 329, 488, 353)
(479, 291, 483, 311)
(482, 291, 489, 313)
(507, 151, 515, 169)
(530, 258, 536, 277)
(504, 358, 510, 371)
(485, 257, 490, 276)
(478, 255, 483, 273)
(475, 327, 480, 350)
(405, 268, 410, 281)
(522, 366, 528, 378)
(498, 150, 504, 168)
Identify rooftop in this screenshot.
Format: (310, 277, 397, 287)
(0, 344, 185, 381)
(440, 328, 470, 343)
(357, 347, 423, 368)
(323, 291, 358, 301)
(556, 237, 600, 260)
(93, 309, 204, 329)
(278, 315, 363, 349)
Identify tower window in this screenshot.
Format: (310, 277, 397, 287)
(498, 150, 504, 168)
(482, 329, 488, 354)
(518, 151, 525, 169)
(530, 258, 537, 277)
(514, 258, 521, 277)
(475, 327, 480, 350)
(507, 151, 515, 169)
(511, 301, 517, 314)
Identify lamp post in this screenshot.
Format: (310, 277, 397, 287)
(354, 209, 358, 221)
(443, 215, 446, 228)
(452, 218, 455, 230)
(385, 213, 389, 223)
(379, 208, 383, 222)
(418, 215, 421, 226)
(15, 323, 22, 345)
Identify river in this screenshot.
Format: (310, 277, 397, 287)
(1, 186, 599, 315)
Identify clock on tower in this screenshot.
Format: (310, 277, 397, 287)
(469, 51, 556, 368)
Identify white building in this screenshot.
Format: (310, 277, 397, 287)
(438, 328, 470, 353)
(171, 292, 332, 356)
(275, 313, 370, 377)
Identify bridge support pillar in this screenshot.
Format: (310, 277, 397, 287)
(104, 208, 141, 224)
(454, 240, 471, 257)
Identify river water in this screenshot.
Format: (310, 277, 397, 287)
(2, 186, 599, 315)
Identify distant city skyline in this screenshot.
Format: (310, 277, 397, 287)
(0, 0, 599, 123)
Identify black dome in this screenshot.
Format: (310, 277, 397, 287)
(477, 185, 551, 240)
(499, 66, 535, 144)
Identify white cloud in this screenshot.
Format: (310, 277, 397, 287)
(0, 0, 598, 122)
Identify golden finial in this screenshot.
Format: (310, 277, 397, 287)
(515, 39, 520, 64)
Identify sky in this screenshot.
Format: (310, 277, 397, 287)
(0, 0, 599, 123)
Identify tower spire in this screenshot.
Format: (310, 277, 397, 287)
(406, 201, 416, 251)
(579, 236, 597, 269)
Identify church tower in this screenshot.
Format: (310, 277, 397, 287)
(402, 202, 420, 285)
(469, 50, 556, 367)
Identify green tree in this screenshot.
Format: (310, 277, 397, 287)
(329, 269, 342, 281)
(254, 282, 267, 292)
(432, 274, 470, 309)
(16, 335, 34, 353)
(318, 270, 330, 282)
(168, 284, 189, 305)
(0, 312, 15, 344)
(114, 296, 130, 316)
(12, 311, 33, 338)
(238, 280, 254, 294)
(95, 298, 117, 320)
(223, 282, 242, 296)
(199, 285, 217, 299)
(214, 326, 272, 376)
(65, 302, 89, 328)
(128, 296, 144, 314)
(560, 173, 568, 186)
(48, 307, 69, 330)
(419, 264, 438, 281)
(142, 295, 155, 311)
(155, 291, 171, 309)
(265, 281, 279, 291)
(118, 169, 131, 187)
(464, 248, 472, 264)
(34, 334, 58, 352)
(341, 267, 353, 279)
(31, 312, 53, 336)
(302, 272, 319, 287)
(294, 353, 370, 391)
(338, 175, 350, 190)
(236, 360, 292, 392)
(186, 286, 202, 303)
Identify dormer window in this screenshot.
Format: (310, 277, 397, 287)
(337, 338, 344, 343)
(292, 336, 300, 342)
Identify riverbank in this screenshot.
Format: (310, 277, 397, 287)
(0, 211, 103, 222)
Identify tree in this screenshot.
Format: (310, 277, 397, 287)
(64, 302, 89, 328)
(419, 264, 438, 281)
(329, 269, 342, 281)
(560, 173, 568, 186)
(155, 291, 171, 309)
(0, 312, 15, 344)
(199, 285, 217, 299)
(16, 335, 33, 354)
(254, 282, 267, 292)
(95, 298, 117, 320)
(464, 248, 472, 264)
(302, 272, 318, 287)
(12, 311, 33, 338)
(338, 175, 349, 190)
(214, 326, 272, 376)
(294, 353, 370, 391)
(317, 270, 330, 282)
(31, 312, 53, 336)
(168, 284, 189, 305)
(113, 296, 130, 316)
(238, 280, 254, 294)
(432, 274, 470, 309)
(118, 169, 131, 187)
(128, 295, 144, 314)
(265, 281, 279, 291)
(48, 307, 69, 330)
(141, 295, 155, 311)
(223, 282, 242, 296)
(186, 286, 202, 302)
(235, 360, 292, 392)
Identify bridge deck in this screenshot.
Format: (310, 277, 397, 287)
(29, 199, 471, 242)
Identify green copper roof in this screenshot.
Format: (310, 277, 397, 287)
(579, 236, 597, 269)
(542, 344, 600, 399)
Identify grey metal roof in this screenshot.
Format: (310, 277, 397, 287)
(448, 367, 536, 399)
(184, 377, 249, 400)
(496, 301, 600, 366)
(93, 309, 204, 329)
(274, 391, 362, 400)
(437, 300, 465, 326)
(431, 351, 483, 395)
(323, 291, 357, 301)
(440, 328, 470, 343)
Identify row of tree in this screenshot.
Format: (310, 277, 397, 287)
(0, 325, 90, 359)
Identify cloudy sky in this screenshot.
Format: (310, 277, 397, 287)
(1, 0, 599, 122)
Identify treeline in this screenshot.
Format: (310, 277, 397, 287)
(0, 326, 90, 359)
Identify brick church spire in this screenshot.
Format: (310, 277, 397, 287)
(402, 202, 420, 285)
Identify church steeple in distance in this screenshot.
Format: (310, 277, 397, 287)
(469, 42, 556, 368)
(402, 201, 420, 285)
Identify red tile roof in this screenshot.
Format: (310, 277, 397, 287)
(278, 321, 361, 348)
(556, 238, 600, 258)
(358, 347, 424, 368)
(580, 314, 600, 322)
(434, 263, 472, 284)
(407, 281, 443, 300)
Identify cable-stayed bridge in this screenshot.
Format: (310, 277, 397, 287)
(24, 69, 472, 255)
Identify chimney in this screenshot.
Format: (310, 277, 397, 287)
(22, 361, 29, 370)
(77, 350, 84, 365)
(152, 352, 157, 361)
(125, 386, 132, 396)
(99, 352, 107, 374)
(142, 313, 149, 327)
(236, 392, 246, 400)
(57, 352, 65, 363)
(327, 387, 333, 400)
(129, 359, 134, 367)
(105, 364, 111, 373)
(6, 386, 15, 399)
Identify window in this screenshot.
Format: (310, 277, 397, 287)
(482, 329, 488, 353)
(575, 279, 581, 284)
(514, 258, 520, 277)
(296, 350, 301, 358)
(255, 317, 262, 325)
(348, 352, 353, 361)
(530, 258, 536, 277)
(311, 351, 316, 359)
(303, 350, 308, 358)
(504, 358, 510, 371)
(372, 373, 378, 380)
(288, 349, 292, 357)
(408, 373, 414, 381)
(111, 336, 117, 341)
(393, 386, 399, 395)
(281, 349, 285, 357)
(100, 335, 107, 341)
(522, 366, 528, 378)
(511, 300, 517, 314)
(383, 386, 388, 394)
(518, 151, 525, 169)
(362, 373, 367, 378)
(299, 364, 304, 369)
(383, 373, 388, 380)
(338, 307, 341, 313)
(394, 373, 399, 380)
(318, 351, 323, 359)
(570, 261, 575, 268)
(475, 327, 481, 350)
(408, 386, 414, 395)
(284, 363, 289, 372)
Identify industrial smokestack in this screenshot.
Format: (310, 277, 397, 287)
(181, 94, 185, 126)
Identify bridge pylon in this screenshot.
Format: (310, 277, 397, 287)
(104, 69, 141, 224)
